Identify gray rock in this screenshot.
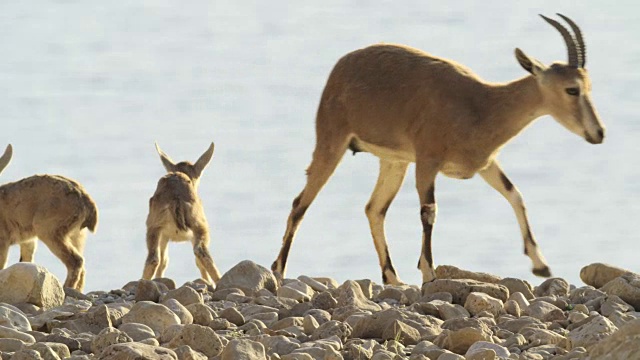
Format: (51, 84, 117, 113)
(208, 318, 233, 330)
(162, 299, 193, 325)
(311, 292, 337, 311)
(297, 276, 329, 293)
(185, 303, 214, 326)
(381, 319, 420, 345)
(220, 338, 267, 360)
(91, 327, 132, 356)
(0, 337, 25, 352)
(117, 322, 155, 342)
(161, 287, 203, 307)
(215, 260, 278, 296)
(0, 324, 35, 343)
(220, 307, 245, 326)
(434, 301, 470, 320)
(256, 335, 300, 356)
(580, 263, 633, 288)
(464, 292, 503, 317)
(375, 287, 404, 302)
(0, 264, 64, 310)
(504, 300, 521, 317)
(135, 280, 162, 302)
(465, 341, 510, 358)
(336, 281, 381, 312)
(121, 301, 181, 336)
(167, 324, 223, 357)
(50, 304, 112, 335)
(499, 278, 535, 300)
(422, 279, 509, 305)
(523, 301, 566, 322)
(40, 334, 81, 352)
(568, 314, 618, 349)
(534, 278, 569, 297)
(589, 318, 640, 359)
(174, 345, 207, 360)
(11, 349, 44, 360)
(600, 273, 640, 309)
(569, 286, 606, 304)
(601, 295, 635, 317)
(312, 320, 352, 342)
(97, 342, 177, 359)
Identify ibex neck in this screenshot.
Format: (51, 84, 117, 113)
(483, 75, 546, 147)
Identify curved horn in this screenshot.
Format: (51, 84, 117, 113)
(540, 14, 579, 68)
(557, 13, 586, 67)
(0, 144, 13, 174)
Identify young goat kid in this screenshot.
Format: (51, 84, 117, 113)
(143, 142, 222, 284)
(0, 144, 98, 291)
(272, 14, 606, 284)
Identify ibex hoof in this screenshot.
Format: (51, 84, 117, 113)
(532, 266, 552, 278)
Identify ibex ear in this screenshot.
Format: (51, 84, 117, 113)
(155, 142, 176, 173)
(0, 144, 13, 175)
(193, 142, 215, 178)
(515, 48, 546, 75)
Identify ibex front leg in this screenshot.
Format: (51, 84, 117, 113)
(479, 160, 551, 277)
(365, 160, 408, 285)
(19, 240, 37, 262)
(416, 161, 440, 283)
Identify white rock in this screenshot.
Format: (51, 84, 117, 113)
(0, 264, 64, 309)
(216, 260, 278, 296)
(465, 341, 510, 358)
(0, 304, 31, 331)
(121, 301, 181, 336)
(464, 293, 504, 317)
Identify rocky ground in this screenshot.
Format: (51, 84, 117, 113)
(0, 260, 639, 360)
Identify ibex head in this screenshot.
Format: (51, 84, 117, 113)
(515, 14, 605, 145)
(155, 142, 215, 188)
(0, 144, 13, 175)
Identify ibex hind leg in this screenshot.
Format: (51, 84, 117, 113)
(192, 228, 221, 284)
(143, 228, 162, 280)
(40, 233, 85, 291)
(271, 123, 352, 278)
(365, 159, 409, 285)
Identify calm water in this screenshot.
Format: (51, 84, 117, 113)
(1, 1, 638, 291)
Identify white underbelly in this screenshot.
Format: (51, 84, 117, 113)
(357, 140, 415, 162)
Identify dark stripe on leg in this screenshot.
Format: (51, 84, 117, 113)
(500, 172, 514, 191)
(381, 249, 397, 284)
(420, 205, 435, 268)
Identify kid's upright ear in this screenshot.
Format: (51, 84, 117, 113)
(193, 142, 215, 178)
(155, 142, 176, 173)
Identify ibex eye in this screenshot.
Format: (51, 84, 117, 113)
(565, 87, 580, 96)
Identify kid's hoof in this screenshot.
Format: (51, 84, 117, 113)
(532, 266, 552, 278)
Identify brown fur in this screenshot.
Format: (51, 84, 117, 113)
(0, 145, 98, 291)
(143, 142, 221, 285)
(273, 15, 605, 284)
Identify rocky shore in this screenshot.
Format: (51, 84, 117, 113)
(0, 260, 638, 360)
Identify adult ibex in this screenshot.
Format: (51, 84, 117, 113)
(0, 144, 98, 291)
(272, 14, 605, 284)
(143, 142, 222, 285)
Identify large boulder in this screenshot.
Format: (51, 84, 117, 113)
(589, 318, 640, 360)
(215, 260, 278, 296)
(567, 315, 619, 349)
(580, 263, 634, 288)
(0, 263, 64, 309)
(600, 272, 640, 309)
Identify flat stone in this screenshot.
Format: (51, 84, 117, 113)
(435, 265, 502, 283)
(97, 342, 177, 359)
(422, 279, 509, 305)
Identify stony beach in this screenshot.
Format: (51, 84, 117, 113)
(0, 260, 638, 360)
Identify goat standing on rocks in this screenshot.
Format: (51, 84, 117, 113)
(143, 142, 221, 285)
(0, 144, 98, 291)
(272, 14, 606, 285)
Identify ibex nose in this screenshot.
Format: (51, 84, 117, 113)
(585, 128, 605, 145)
(597, 128, 605, 141)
